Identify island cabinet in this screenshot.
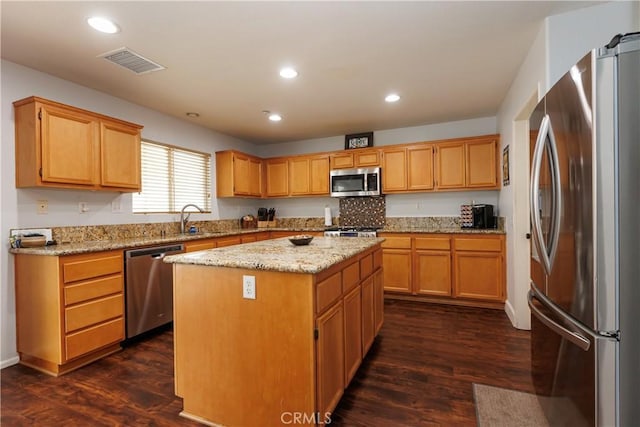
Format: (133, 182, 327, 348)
(170, 239, 383, 426)
(14, 250, 125, 376)
(13, 96, 142, 192)
(379, 232, 506, 308)
(215, 150, 263, 197)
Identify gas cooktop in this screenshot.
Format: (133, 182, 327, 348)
(323, 226, 379, 237)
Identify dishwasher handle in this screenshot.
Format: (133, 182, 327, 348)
(125, 244, 184, 259)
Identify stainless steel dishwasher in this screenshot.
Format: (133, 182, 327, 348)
(124, 244, 184, 338)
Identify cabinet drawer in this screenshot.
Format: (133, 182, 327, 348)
(380, 236, 411, 249)
(343, 261, 360, 292)
(65, 294, 123, 333)
(330, 154, 354, 169)
(415, 237, 451, 250)
(63, 253, 122, 283)
(64, 275, 122, 306)
(359, 254, 373, 280)
(355, 151, 379, 166)
(454, 237, 502, 252)
(65, 317, 124, 361)
(317, 272, 342, 314)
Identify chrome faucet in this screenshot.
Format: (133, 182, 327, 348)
(180, 204, 205, 234)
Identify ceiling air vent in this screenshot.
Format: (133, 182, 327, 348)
(99, 47, 165, 75)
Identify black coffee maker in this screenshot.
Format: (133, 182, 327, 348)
(472, 204, 495, 229)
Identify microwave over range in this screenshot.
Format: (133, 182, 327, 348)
(330, 167, 381, 197)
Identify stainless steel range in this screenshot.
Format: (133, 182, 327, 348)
(323, 227, 378, 237)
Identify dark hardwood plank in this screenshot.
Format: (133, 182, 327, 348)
(1, 300, 532, 426)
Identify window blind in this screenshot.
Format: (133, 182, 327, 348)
(133, 140, 211, 213)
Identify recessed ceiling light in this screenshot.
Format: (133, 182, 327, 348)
(268, 113, 282, 122)
(186, 112, 200, 118)
(279, 67, 298, 79)
(87, 17, 120, 34)
(385, 93, 401, 103)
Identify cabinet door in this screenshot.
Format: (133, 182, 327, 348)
(381, 249, 412, 293)
(466, 139, 497, 188)
(40, 104, 97, 186)
(343, 286, 362, 384)
(316, 303, 345, 417)
(309, 156, 329, 195)
(361, 276, 375, 354)
(248, 158, 262, 196)
(407, 145, 434, 190)
(373, 268, 384, 335)
(414, 251, 451, 296)
(100, 121, 141, 191)
(354, 150, 380, 167)
(381, 148, 407, 192)
(266, 159, 289, 197)
(453, 251, 504, 301)
(289, 157, 310, 195)
(435, 142, 465, 189)
(330, 153, 354, 169)
(233, 153, 251, 195)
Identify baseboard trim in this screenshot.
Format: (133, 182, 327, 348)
(504, 299, 517, 327)
(1, 355, 20, 369)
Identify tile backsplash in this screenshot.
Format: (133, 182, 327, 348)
(339, 196, 386, 228)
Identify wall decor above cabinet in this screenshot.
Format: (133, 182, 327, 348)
(13, 96, 143, 192)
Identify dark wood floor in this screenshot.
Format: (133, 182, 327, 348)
(1, 300, 533, 426)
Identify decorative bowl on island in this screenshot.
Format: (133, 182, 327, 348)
(288, 235, 314, 246)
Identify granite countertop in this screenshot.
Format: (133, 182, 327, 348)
(8, 228, 324, 256)
(164, 236, 384, 274)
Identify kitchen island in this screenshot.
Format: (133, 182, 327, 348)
(164, 236, 384, 426)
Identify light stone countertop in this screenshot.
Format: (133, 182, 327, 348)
(7, 228, 325, 256)
(164, 236, 385, 274)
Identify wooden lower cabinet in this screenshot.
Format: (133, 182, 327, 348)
(317, 302, 345, 418)
(14, 250, 125, 376)
(173, 244, 383, 426)
(184, 239, 216, 252)
(453, 236, 505, 301)
(380, 232, 505, 306)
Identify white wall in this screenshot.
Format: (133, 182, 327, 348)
(497, 1, 639, 330)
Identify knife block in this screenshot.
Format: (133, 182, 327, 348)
(267, 220, 277, 228)
(258, 221, 269, 228)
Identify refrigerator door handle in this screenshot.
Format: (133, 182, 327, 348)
(529, 114, 562, 275)
(528, 283, 591, 351)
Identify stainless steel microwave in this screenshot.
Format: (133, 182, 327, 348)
(330, 167, 381, 197)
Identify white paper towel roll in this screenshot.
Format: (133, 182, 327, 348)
(324, 206, 332, 226)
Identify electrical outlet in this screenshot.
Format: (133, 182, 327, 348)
(111, 199, 123, 213)
(37, 200, 48, 214)
(78, 202, 89, 213)
(243, 275, 256, 300)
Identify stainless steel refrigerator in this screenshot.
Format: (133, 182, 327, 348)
(528, 33, 639, 426)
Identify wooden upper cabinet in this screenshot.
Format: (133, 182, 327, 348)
(330, 149, 380, 169)
(466, 138, 498, 188)
(435, 141, 465, 189)
(13, 96, 142, 192)
(288, 155, 329, 196)
(215, 151, 262, 198)
(289, 157, 310, 196)
(100, 121, 141, 190)
(265, 158, 289, 197)
(407, 144, 434, 190)
(382, 144, 434, 193)
(381, 148, 407, 192)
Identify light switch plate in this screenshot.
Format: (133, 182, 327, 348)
(243, 275, 256, 300)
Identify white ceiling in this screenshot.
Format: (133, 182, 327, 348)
(1, 1, 600, 144)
